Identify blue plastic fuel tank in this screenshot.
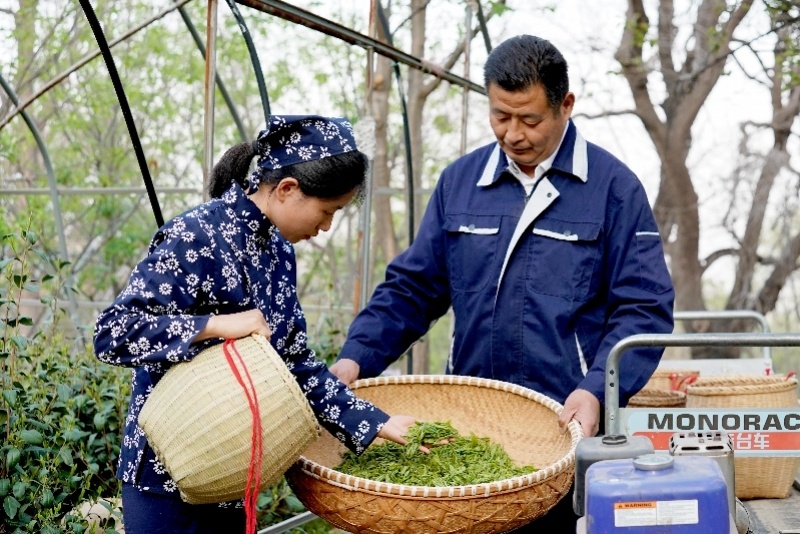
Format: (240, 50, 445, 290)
(585, 454, 729, 533)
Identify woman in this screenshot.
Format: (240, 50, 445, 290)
(94, 115, 421, 533)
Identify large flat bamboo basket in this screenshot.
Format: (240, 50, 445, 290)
(287, 375, 581, 534)
(138, 335, 320, 504)
(685, 374, 799, 499)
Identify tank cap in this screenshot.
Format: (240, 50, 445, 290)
(633, 454, 674, 471)
(601, 434, 628, 446)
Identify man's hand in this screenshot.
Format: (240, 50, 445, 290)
(558, 388, 601, 438)
(193, 309, 271, 342)
(329, 358, 360, 386)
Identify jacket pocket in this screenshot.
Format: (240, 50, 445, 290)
(443, 215, 501, 292)
(527, 219, 602, 300)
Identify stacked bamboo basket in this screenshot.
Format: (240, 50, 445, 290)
(627, 369, 699, 408)
(685, 374, 800, 499)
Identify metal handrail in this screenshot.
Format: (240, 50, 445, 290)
(674, 310, 772, 361)
(257, 510, 316, 534)
(605, 333, 800, 436)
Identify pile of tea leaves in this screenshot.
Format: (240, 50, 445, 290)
(336, 421, 537, 486)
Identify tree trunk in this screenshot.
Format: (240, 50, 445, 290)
(615, 0, 783, 359)
(406, 0, 430, 374)
(369, 53, 400, 267)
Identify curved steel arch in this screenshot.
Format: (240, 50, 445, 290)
(235, 0, 486, 95)
(224, 0, 271, 124)
(80, 0, 164, 227)
(178, 4, 250, 143)
(80, 0, 276, 223)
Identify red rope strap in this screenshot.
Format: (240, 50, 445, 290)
(223, 339, 262, 534)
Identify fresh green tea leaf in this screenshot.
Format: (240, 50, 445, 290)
(336, 421, 536, 486)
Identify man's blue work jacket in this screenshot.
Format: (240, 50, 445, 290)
(341, 121, 675, 406)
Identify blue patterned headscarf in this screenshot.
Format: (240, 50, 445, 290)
(248, 115, 358, 192)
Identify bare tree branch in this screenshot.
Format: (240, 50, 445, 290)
(657, 0, 677, 88)
(729, 40, 771, 86)
(389, 0, 433, 39)
(701, 248, 739, 272)
(615, 0, 667, 145)
(572, 109, 638, 120)
(419, 0, 506, 100)
(671, 1, 754, 141)
(756, 231, 800, 313)
(727, 14, 800, 312)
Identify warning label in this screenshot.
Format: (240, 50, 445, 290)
(614, 500, 698, 527)
(615, 502, 656, 509)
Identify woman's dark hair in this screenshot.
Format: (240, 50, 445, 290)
(208, 142, 369, 203)
(483, 35, 569, 112)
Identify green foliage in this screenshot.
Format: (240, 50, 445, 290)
(487, 1, 512, 17)
(765, 0, 800, 91)
(432, 113, 456, 135)
(256, 477, 335, 533)
(307, 315, 346, 367)
(1, 224, 128, 533)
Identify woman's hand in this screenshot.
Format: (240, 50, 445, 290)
(377, 415, 432, 454)
(329, 358, 360, 386)
(193, 309, 271, 343)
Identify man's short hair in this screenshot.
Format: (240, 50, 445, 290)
(483, 35, 569, 111)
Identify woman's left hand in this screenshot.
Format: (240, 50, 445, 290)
(194, 309, 272, 343)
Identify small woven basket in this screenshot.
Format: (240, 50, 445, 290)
(286, 375, 581, 534)
(138, 335, 320, 504)
(628, 387, 686, 407)
(685, 374, 799, 499)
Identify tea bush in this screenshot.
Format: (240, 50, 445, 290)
(1, 227, 128, 533)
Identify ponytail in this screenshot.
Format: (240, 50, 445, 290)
(208, 142, 258, 198)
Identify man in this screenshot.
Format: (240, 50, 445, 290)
(331, 35, 674, 530)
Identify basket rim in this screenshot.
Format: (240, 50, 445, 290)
(631, 388, 686, 398)
(293, 374, 581, 499)
(628, 388, 686, 407)
(687, 376, 798, 397)
(651, 369, 700, 376)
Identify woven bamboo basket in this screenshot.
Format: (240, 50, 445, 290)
(286, 375, 582, 534)
(685, 374, 799, 499)
(138, 335, 320, 504)
(628, 387, 687, 407)
(645, 369, 700, 392)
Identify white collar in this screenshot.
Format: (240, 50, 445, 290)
(477, 121, 588, 186)
(510, 122, 568, 181)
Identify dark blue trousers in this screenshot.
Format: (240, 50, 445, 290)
(121, 484, 247, 534)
